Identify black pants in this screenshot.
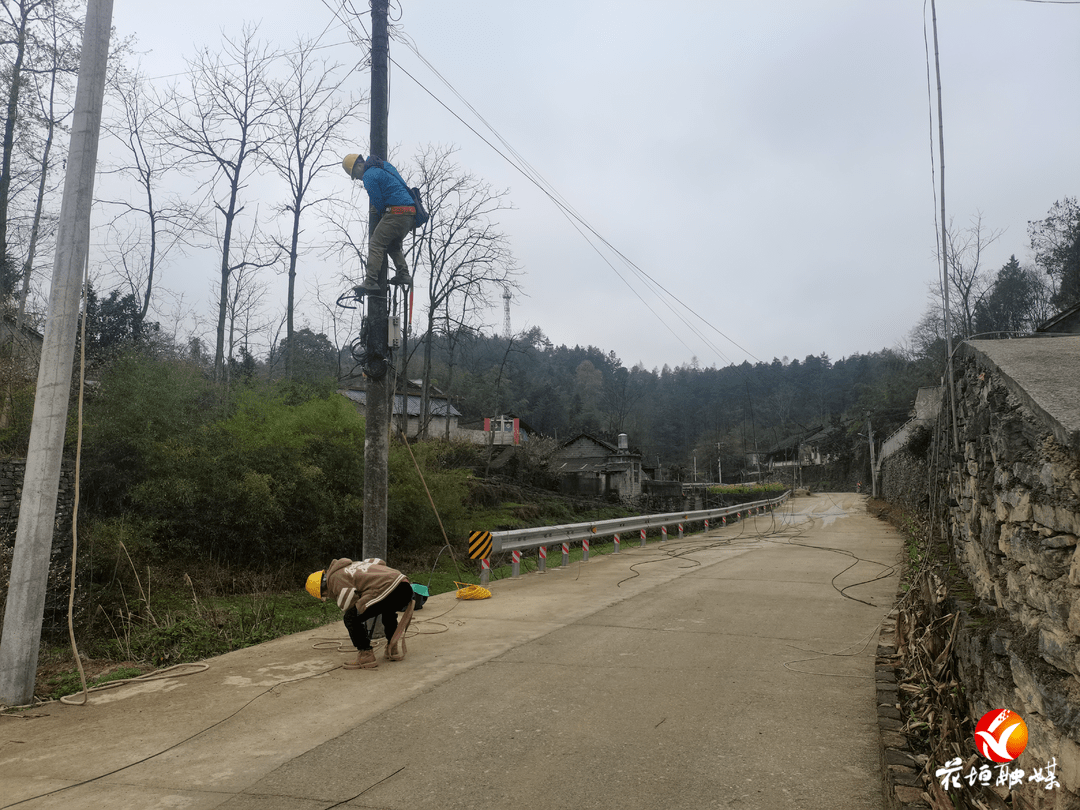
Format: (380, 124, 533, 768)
(342, 582, 414, 651)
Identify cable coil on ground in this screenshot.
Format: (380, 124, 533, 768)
(453, 582, 491, 600)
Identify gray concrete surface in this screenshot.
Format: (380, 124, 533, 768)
(0, 493, 903, 809)
(963, 335, 1080, 450)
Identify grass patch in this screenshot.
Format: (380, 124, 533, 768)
(88, 584, 342, 667)
(46, 666, 146, 700)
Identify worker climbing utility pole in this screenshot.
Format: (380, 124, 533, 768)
(0, 0, 114, 706)
(363, 0, 391, 562)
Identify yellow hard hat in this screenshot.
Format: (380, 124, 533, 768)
(342, 154, 362, 178)
(306, 570, 325, 600)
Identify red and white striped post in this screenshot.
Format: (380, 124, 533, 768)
(538, 545, 547, 573)
(639, 528, 647, 547)
(661, 525, 668, 542)
(562, 542, 570, 567)
(678, 523, 684, 539)
(722, 515, 727, 526)
(511, 549, 522, 578)
(582, 536, 590, 562)
(704, 518, 710, 531)
(480, 557, 491, 587)
(613, 533, 620, 554)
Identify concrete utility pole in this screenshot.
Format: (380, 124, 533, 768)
(362, 0, 390, 562)
(0, 0, 114, 706)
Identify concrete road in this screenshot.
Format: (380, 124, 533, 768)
(0, 493, 903, 809)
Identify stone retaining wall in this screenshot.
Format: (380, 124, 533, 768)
(923, 343, 1080, 808)
(0, 459, 77, 639)
(881, 442, 931, 514)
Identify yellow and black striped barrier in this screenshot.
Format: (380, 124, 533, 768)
(468, 530, 492, 561)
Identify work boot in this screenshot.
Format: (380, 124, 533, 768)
(344, 649, 378, 670)
(353, 279, 381, 298)
(390, 270, 411, 286)
(385, 598, 414, 661)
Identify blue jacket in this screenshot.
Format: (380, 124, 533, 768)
(361, 158, 414, 211)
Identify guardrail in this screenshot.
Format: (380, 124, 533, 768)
(477, 490, 792, 585)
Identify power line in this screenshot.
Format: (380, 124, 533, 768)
(316, 1, 756, 366)
(317, 0, 899, 448)
(380, 27, 763, 367)
(316, 1, 852, 453)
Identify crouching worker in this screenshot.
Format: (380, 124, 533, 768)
(306, 558, 415, 670)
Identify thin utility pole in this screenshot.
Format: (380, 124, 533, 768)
(867, 414, 878, 499)
(362, 0, 390, 562)
(0, 0, 114, 706)
(930, 0, 960, 454)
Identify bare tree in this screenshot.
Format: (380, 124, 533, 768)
(0, 0, 83, 432)
(908, 302, 947, 362)
(0, 0, 52, 263)
(99, 66, 202, 327)
(222, 214, 276, 386)
(13, 20, 69, 330)
(410, 145, 520, 438)
(484, 332, 522, 477)
(266, 37, 363, 379)
(161, 24, 279, 382)
(437, 298, 479, 440)
(769, 382, 797, 427)
(937, 213, 1003, 339)
(600, 364, 643, 436)
(1, 0, 84, 320)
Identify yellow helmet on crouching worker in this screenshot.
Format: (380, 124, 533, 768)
(305, 570, 325, 600)
(342, 153, 363, 179)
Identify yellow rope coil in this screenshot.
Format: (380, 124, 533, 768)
(454, 582, 491, 600)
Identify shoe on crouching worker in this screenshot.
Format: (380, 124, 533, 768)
(306, 558, 415, 669)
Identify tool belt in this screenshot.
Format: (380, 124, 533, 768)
(385, 205, 416, 215)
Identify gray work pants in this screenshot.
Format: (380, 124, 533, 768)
(365, 211, 415, 284)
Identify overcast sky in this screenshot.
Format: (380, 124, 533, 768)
(105, 0, 1080, 371)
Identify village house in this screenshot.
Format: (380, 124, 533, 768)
(338, 379, 461, 439)
(551, 433, 644, 501)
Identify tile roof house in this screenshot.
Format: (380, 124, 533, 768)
(763, 422, 844, 470)
(1035, 301, 1080, 335)
(551, 433, 644, 501)
(339, 379, 461, 439)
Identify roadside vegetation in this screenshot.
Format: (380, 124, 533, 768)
(11, 348, 760, 701)
(0, 325, 920, 703)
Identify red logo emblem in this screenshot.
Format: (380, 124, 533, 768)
(974, 709, 1028, 763)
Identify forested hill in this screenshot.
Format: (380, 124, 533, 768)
(403, 326, 943, 480)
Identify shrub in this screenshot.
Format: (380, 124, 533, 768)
(388, 439, 471, 553)
(906, 423, 933, 458)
